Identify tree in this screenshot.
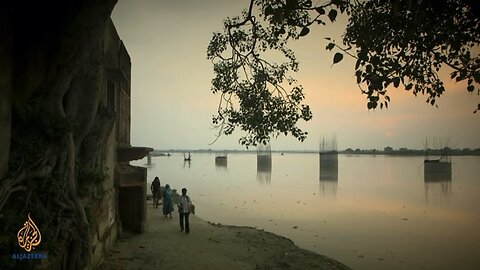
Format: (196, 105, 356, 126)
(1, 1, 117, 269)
(208, 0, 480, 147)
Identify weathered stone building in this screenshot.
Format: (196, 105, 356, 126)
(0, 3, 151, 269)
(88, 18, 152, 269)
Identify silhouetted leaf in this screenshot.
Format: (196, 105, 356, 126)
(332, 52, 343, 64)
(303, 0, 312, 7)
(405, 83, 413, 90)
(366, 64, 372, 73)
(331, 0, 342, 6)
(474, 74, 480, 83)
(326, 42, 335, 51)
(355, 70, 363, 84)
(355, 58, 361, 70)
(265, 6, 274, 16)
(286, 0, 298, 8)
(437, 86, 445, 94)
(393, 77, 400, 88)
(299, 27, 310, 37)
(358, 50, 368, 61)
(467, 85, 474, 92)
(287, 18, 297, 26)
(328, 9, 337, 22)
(315, 7, 325, 15)
(367, 101, 376, 110)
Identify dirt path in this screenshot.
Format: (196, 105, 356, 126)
(98, 204, 352, 270)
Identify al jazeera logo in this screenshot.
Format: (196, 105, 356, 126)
(11, 213, 48, 261)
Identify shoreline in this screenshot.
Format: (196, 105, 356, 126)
(99, 202, 352, 270)
(151, 149, 480, 157)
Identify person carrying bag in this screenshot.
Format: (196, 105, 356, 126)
(178, 188, 193, 233)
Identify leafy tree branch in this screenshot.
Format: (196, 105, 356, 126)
(208, 0, 480, 147)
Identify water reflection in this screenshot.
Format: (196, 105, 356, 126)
(424, 161, 452, 182)
(215, 156, 228, 171)
(424, 161, 452, 206)
(257, 155, 272, 184)
(183, 152, 192, 168)
(319, 153, 338, 197)
(147, 154, 152, 165)
(144, 155, 155, 168)
(257, 144, 272, 184)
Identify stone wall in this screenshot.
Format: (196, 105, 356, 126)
(88, 18, 151, 269)
(0, 5, 150, 269)
(88, 18, 132, 269)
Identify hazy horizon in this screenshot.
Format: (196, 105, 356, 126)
(151, 146, 480, 152)
(111, 0, 480, 151)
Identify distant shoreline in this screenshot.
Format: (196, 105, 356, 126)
(150, 148, 480, 156)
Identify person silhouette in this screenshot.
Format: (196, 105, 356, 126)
(178, 188, 192, 233)
(150, 176, 161, 208)
(162, 184, 174, 218)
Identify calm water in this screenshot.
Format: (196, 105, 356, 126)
(132, 153, 480, 270)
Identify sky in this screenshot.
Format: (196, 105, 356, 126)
(111, 0, 480, 151)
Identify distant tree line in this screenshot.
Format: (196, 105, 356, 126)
(153, 148, 480, 156)
(342, 147, 480, 156)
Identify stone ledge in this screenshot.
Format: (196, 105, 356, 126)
(117, 146, 152, 162)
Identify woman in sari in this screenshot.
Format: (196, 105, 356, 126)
(162, 184, 174, 218)
(150, 176, 161, 208)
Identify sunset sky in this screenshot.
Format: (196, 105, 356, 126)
(111, 0, 480, 151)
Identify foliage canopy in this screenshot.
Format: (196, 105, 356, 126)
(208, 0, 480, 147)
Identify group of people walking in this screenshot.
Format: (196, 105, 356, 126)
(150, 176, 193, 233)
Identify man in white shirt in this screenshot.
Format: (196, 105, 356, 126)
(178, 188, 192, 233)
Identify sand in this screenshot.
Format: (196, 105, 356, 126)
(99, 202, 352, 270)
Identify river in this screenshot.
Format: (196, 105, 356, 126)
(132, 153, 480, 270)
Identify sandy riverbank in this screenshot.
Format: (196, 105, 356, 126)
(98, 200, 352, 270)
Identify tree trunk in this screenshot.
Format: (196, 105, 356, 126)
(0, 1, 118, 269)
